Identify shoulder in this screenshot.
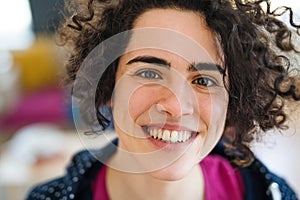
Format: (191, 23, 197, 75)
(210, 142, 298, 200)
(26, 144, 115, 200)
(26, 149, 98, 200)
(26, 138, 118, 200)
(239, 158, 298, 200)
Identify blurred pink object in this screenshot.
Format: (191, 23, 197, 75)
(0, 87, 71, 131)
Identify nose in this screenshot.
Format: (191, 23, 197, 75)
(156, 81, 194, 118)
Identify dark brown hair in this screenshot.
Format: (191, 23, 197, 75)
(58, 0, 300, 166)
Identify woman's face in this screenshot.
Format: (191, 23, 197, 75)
(111, 9, 229, 180)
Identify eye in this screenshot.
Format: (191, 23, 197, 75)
(192, 77, 216, 87)
(136, 69, 162, 80)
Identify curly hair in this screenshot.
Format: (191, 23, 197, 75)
(57, 0, 300, 166)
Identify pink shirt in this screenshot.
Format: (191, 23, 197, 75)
(92, 155, 244, 200)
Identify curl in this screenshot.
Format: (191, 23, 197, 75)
(67, 0, 95, 31)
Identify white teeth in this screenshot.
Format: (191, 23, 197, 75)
(178, 131, 183, 142)
(162, 130, 171, 142)
(183, 131, 188, 142)
(170, 131, 178, 143)
(153, 129, 158, 139)
(158, 129, 163, 140)
(147, 128, 193, 143)
(150, 129, 154, 138)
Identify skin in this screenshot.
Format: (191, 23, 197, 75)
(107, 9, 229, 200)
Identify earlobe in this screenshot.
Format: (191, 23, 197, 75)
(108, 99, 113, 107)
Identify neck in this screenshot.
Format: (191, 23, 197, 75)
(106, 164, 204, 200)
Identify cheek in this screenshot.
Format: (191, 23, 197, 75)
(195, 92, 228, 127)
(195, 93, 228, 159)
(196, 97, 212, 123)
(128, 87, 158, 121)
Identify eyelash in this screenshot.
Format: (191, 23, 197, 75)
(135, 69, 217, 87)
(192, 77, 217, 87)
(136, 69, 162, 80)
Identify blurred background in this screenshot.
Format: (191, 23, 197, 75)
(0, 1, 84, 199)
(0, 0, 299, 199)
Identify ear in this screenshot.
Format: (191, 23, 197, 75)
(108, 99, 113, 107)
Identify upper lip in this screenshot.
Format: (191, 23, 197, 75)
(142, 124, 197, 133)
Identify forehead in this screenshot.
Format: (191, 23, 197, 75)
(132, 8, 223, 65)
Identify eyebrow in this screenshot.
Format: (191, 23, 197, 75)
(126, 56, 171, 68)
(188, 62, 225, 75)
(126, 55, 224, 74)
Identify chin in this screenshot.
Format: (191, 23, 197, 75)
(148, 161, 196, 182)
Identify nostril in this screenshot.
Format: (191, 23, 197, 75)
(155, 102, 180, 116)
(155, 101, 183, 118)
(155, 103, 167, 113)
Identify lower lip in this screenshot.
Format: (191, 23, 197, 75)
(142, 129, 198, 151)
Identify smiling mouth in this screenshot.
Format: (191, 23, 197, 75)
(142, 126, 197, 143)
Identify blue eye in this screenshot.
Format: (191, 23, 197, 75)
(136, 69, 162, 80)
(192, 77, 216, 87)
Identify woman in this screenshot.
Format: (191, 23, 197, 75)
(27, 0, 300, 199)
